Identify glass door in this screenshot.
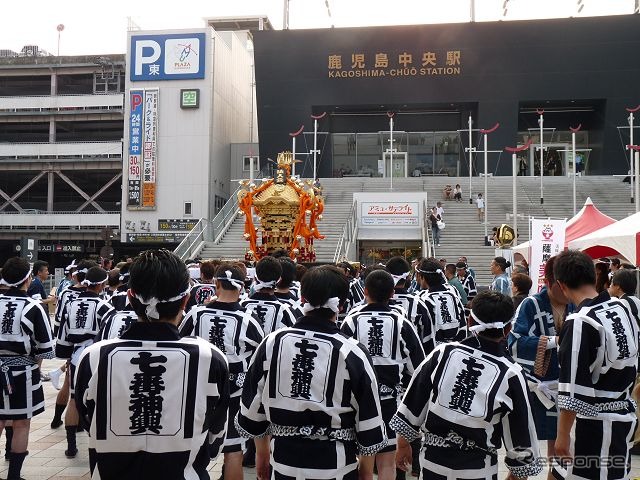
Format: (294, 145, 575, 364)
(382, 152, 408, 178)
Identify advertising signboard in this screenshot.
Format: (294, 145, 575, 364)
(130, 33, 206, 81)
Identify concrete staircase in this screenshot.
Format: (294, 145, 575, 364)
(197, 175, 634, 286)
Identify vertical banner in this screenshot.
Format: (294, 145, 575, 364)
(529, 219, 566, 294)
(127, 90, 143, 207)
(142, 89, 159, 208)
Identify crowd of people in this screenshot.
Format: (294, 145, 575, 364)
(0, 248, 638, 480)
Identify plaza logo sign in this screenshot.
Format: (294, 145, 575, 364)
(130, 33, 206, 81)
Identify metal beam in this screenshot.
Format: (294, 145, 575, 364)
(0, 171, 46, 211)
(75, 172, 122, 212)
(0, 187, 23, 212)
(55, 171, 105, 212)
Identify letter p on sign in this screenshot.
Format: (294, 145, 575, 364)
(134, 40, 161, 75)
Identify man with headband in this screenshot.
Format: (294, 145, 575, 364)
(0, 257, 55, 480)
(553, 251, 639, 480)
(109, 263, 131, 311)
(386, 256, 436, 356)
(74, 249, 230, 479)
(180, 263, 263, 480)
(341, 269, 425, 480)
(237, 265, 388, 480)
(241, 256, 295, 336)
(57, 266, 114, 458)
(415, 258, 466, 344)
(392, 291, 542, 479)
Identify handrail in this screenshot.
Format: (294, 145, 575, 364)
(173, 185, 243, 261)
(173, 218, 208, 261)
(333, 201, 358, 263)
(422, 199, 433, 258)
(211, 185, 242, 244)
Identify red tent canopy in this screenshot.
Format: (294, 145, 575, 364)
(564, 197, 616, 246)
(512, 198, 616, 261)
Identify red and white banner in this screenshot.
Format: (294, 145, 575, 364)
(529, 219, 566, 294)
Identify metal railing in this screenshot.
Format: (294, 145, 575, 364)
(173, 218, 210, 261)
(333, 201, 358, 263)
(173, 186, 242, 261)
(422, 199, 433, 258)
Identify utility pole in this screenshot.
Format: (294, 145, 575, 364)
(283, 0, 290, 30)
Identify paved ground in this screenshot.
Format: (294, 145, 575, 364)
(3, 359, 640, 479)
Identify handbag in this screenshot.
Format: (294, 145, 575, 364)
(437, 220, 445, 230)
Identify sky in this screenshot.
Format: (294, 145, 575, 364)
(0, 0, 636, 55)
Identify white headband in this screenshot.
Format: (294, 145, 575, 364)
(254, 275, 278, 292)
(0, 271, 31, 287)
(81, 275, 109, 287)
(216, 270, 244, 291)
(72, 268, 88, 277)
(468, 310, 509, 333)
(416, 268, 442, 275)
(391, 272, 409, 285)
(118, 272, 130, 282)
(64, 259, 78, 273)
(301, 296, 341, 315)
(134, 287, 190, 320)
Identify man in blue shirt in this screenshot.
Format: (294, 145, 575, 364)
(27, 260, 55, 307)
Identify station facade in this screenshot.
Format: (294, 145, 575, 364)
(252, 15, 640, 179)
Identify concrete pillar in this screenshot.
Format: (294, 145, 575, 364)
(47, 171, 54, 212)
(50, 72, 57, 95)
(49, 119, 55, 143)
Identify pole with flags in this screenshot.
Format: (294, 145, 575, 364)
(479, 122, 499, 241)
(310, 112, 326, 180)
(289, 125, 304, 177)
(569, 124, 582, 216)
(505, 138, 534, 247)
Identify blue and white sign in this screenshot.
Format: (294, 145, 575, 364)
(130, 33, 206, 81)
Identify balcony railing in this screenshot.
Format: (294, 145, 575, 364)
(0, 93, 124, 113)
(0, 141, 122, 160)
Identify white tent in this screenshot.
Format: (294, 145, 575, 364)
(568, 211, 640, 265)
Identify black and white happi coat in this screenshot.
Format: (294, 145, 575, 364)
(339, 278, 365, 323)
(75, 322, 230, 480)
(180, 300, 264, 453)
(240, 292, 295, 336)
(390, 336, 543, 479)
(459, 272, 477, 304)
(391, 289, 437, 355)
(274, 291, 304, 319)
(57, 291, 115, 397)
(0, 288, 55, 419)
(109, 286, 130, 312)
(184, 283, 217, 314)
(54, 285, 84, 336)
(236, 314, 388, 479)
(341, 303, 425, 453)
(418, 285, 467, 344)
(552, 291, 640, 480)
(95, 309, 137, 341)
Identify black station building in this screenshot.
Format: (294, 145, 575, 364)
(253, 15, 640, 178)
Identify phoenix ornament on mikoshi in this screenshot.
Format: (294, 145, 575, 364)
(237, 151, 324, 262)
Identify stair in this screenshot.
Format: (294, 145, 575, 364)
(196, 175, 634, 287)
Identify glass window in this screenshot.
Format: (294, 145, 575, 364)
(356, 133, 382, 177)
(332, 133, 357, 177)
(434, 132, 460, 177)
(408, 132, 434, 176)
